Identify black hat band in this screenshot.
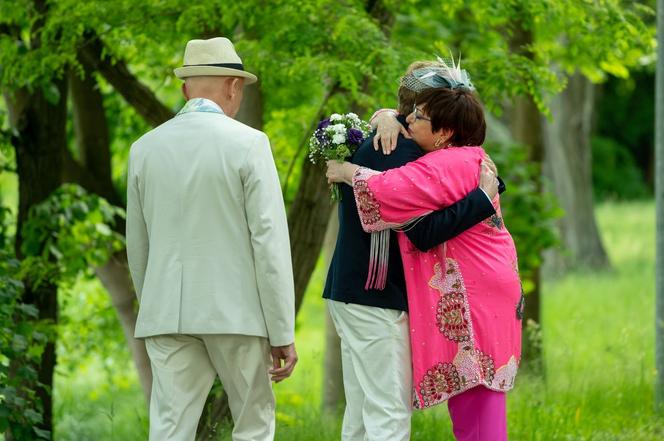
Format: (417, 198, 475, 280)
(183, 63, 244, 70)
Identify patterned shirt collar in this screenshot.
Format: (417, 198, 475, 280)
(177, 98, 225, 116)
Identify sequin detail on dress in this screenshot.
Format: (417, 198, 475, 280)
(484, 213, 503, 230)
(477, 350, 496, 385)
(429, 261, 472, 343)
(354, 179, 381, 225)
(419, 362, 462, 407)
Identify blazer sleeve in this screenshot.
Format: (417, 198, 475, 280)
(125, 151, 149, 300)
(405, 188, 496, 252)
(240, 132, 295, 347)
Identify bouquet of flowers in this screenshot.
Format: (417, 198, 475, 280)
(308, 112, 372, 201)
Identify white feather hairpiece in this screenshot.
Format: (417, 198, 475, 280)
(435, 53, 475, 91)
(400, 53, 476, 92)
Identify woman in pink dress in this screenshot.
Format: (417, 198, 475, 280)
(327, 85, 523, 441)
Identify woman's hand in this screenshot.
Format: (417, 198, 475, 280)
(482, 155, 498, 176)
(372, 111, 410, 155)
(326, 160, 359, 186)
(479, 162, 499, 200)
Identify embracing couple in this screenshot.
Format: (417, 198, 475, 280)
(126, 36, 521, 441)
(323, 58, 523, 441)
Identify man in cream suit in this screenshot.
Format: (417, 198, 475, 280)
(126, 37, 297, 441)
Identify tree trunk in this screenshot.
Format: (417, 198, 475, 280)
(542, 72, 610, 271)
(321, 207, 344, 414)
(5, 75, 68, 438)
(69, 68, 112, 187)
(69, 64, 153, 403)
(236, 81, 263, 130)
(508, 22, 545, 371)
(510, 93, 545, 370)
(196, 384, 232, 440)
(79, 33, 173, 127)
(288, 159, 337, 313)
(654, 0, 664, 411)
(96, 252, 153, 403)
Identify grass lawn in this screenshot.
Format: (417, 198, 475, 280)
(50, 200, 661, 440)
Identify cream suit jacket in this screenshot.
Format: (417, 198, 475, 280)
(126, 108, 295, 346)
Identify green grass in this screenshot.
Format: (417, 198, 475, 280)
(51, 200, 661, 440)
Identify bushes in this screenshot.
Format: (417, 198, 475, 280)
(0, 206, 51, 440)
(591, 136, 650, 201)
(0, 185, 124, 440)
(485, 142, 561, 292)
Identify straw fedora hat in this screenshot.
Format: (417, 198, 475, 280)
(174, 37, 258, 84)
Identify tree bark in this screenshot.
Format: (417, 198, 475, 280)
(236, 81, 264, 130)
(96, 252, 153, 404)
(288, 159, 337, 313)
(510, 93, 545, 370)
(69, 63, 153, 403)
(69, 68, 112, 188)
(321, 207, 344, 414)
(542, 71, 610, 271)
(289, 1, 396, 313)
(508, 22, 545, 370)
(654, 0, 664, 411)
(78, 34, 173, 127)
(5, 74, 68, 437)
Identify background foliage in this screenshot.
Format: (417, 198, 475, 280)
(0, 0, 658, 439)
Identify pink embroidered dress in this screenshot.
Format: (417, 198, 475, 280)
(352, 146, 523, 409)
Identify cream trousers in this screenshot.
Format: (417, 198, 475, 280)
(327, 300, 412, 441)
(145, 334, 275, 441)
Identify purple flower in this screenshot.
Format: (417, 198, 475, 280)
(317, 118, 331, 130)
(315, 129, 326, 144)
(347, 128, 364, 145)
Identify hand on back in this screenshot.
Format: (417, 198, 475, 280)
(372, 111, 411, 155)
(479, 158, 499, 200)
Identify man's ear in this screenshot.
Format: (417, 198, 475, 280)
(224, 77, 237, 100)
(234, 78, 245, 94)
(182, 83, 189, 100)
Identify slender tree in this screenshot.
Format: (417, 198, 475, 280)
(655, 0, 664, 411)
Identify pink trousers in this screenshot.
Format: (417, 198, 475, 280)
(447, 386, 507, 441)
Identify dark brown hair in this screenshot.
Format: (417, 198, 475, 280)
(416, 87, 486, 147)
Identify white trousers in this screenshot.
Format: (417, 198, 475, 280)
(145, 334, 275, 441)
(327, 300, 412, 441)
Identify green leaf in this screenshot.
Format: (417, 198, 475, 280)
(94, 223, 111, 236)
(41, 82, 61, 105)
(33, 426, 51, 440)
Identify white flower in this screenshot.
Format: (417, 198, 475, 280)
(346, 112, 359, 120)
(330, 113, 342, 121)
(331, 123, 346, 133)
(332, 133, 346, 144)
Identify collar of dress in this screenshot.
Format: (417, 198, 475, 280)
(177, 98, 225, 116)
